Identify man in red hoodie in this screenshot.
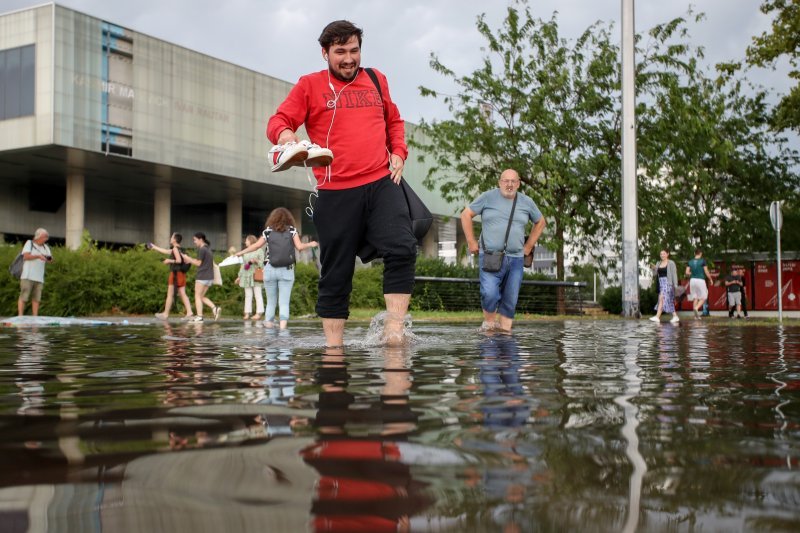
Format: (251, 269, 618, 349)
(267, 20, 417, 347)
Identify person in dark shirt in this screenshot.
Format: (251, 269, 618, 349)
(728, 266, 749, 318)
(724, 267, 744, 319)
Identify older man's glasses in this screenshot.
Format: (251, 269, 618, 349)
(500, 179, 520, 185)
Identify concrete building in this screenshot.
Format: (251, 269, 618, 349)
(0, 3, 457, 253)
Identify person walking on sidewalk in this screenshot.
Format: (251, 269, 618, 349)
(649, 249, 680, 323)
(183, 232, 221, 322)
(686, 248, 714, 319)
(148, 232, 194, 321)
(235, 234, 265, 321)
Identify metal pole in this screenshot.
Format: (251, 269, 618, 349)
(621, 0, 639, 317)
(777, 217, 783, 322)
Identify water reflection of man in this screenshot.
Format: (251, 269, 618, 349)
(14, 326, 51, 416)
(301, 346, 429, 532)
(467, 334, 537, 532)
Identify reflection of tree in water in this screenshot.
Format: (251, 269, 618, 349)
(636, 324, 800, 527)
(301, 347, 433, 533)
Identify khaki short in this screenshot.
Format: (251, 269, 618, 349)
(19, 279, 43, 302)
(728, 292, 742, 307)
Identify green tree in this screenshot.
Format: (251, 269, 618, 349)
(746, 0, 800, 132)
(638, 59, 799, 261)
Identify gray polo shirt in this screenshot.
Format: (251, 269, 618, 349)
(470, 190, 542, 257)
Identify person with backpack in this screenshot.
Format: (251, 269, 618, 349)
(147, 232, 194, 321)
(16, 228, 53, 316)
(236, 208, 318, 329)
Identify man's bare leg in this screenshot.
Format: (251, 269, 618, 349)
(482, 310, 497, 330)
(17, 298, 25, 316)
(31, 300, 40, 316)
(384, 293, 410, 345)
(322, 318, 346, 347)
(497, 314, 514, 332)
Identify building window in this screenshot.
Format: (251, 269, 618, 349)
(0, 45, 35, 120)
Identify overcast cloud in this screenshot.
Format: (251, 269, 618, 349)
(3, 0, 791, 127)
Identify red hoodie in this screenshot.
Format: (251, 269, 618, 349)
(267, 68, 408, 190)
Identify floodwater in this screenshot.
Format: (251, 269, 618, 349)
(0, 317, 798, 532)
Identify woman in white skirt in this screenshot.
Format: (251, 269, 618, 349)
(235, 234, 265, 320)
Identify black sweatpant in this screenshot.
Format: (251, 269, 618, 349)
(313, 176, 418, 319)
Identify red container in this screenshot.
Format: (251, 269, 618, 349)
(754, 260, 800, 310)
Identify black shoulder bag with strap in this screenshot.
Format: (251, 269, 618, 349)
(481, 193, 517, 273)
(357, 67, 433, 263)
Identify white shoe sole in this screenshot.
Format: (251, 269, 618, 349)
(270, 145, 308, 172)
(304, 147, 333, 167)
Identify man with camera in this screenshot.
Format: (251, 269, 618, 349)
(461, 169, 546, 332)
(17, 228, 53, 316)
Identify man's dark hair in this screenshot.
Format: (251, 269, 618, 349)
(318, 20, 363, 50)
(694, 248, 703, 256)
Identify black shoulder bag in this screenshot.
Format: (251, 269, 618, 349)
(481, 193, 517, 273)
(357, 68, 433, 263)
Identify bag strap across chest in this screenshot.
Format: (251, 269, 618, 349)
(481, 193, 517, 253)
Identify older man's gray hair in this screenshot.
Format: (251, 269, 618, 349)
(33, 228, 49, 239)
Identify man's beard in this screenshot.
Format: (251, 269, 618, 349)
(330, 64, 358, 82)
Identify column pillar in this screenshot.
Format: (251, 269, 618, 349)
(153, 184, 171, 246)
(291, 207, 303, 235)
(65, 173, 85, 250)
(227, 192, 243, 252)
(421, 218, 439, 258)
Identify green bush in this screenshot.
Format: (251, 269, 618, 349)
(600, 286, 623, 315)
(640, 286, 658, 314)
(599, 285, 659, 316)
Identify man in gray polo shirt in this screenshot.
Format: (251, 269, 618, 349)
(461, 169, 546, 331)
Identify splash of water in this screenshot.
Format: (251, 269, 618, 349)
(355, 311, 418, 347)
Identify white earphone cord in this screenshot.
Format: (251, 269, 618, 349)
(305, 69, 361, 218)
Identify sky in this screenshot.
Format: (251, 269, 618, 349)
(2, 0, 792, 126)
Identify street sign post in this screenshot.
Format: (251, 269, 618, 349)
(770, 201, 783, 321)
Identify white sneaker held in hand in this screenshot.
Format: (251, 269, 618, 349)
(299, 140, 333, 167)
(269, 142, 308, 172)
